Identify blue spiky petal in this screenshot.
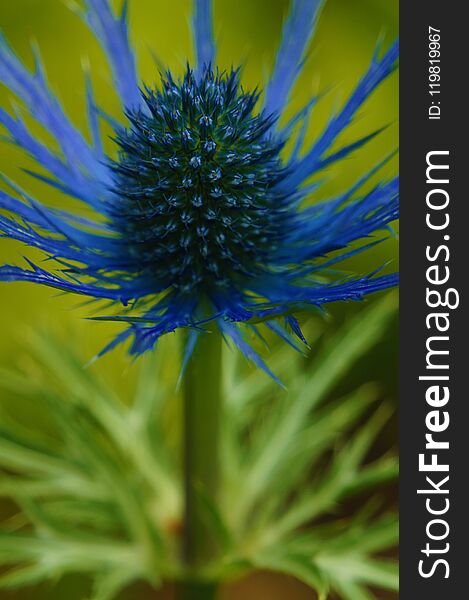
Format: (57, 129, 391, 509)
(0, 0, 399, 378)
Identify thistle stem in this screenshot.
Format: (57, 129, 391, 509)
(181, 327, 222, 597)
(177, 580, 219, 600)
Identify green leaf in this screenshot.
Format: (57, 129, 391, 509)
(340, 456, 398, 498)
(228, 293, 397, 528)
(89, 570, 142, 600)
(264, 404, 394, 541)
(334, 581, 375, 600)
(317, 554, 398, 593)
(0, 564, 52, 589)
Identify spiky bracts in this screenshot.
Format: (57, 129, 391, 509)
(0, 0, 399, 375)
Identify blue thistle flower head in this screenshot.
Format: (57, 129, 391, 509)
(112, 67, 287, 295)
(0, 0, 399, 377)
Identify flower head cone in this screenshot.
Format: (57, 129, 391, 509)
(0, 0, 399, 377)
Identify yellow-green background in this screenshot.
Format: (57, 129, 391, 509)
(0, 1, 398, 598)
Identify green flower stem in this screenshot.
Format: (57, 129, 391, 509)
(177, 580, 219, 600)
(181, 327, 222, 597)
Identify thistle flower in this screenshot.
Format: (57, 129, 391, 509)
(0, 0, 399, 373)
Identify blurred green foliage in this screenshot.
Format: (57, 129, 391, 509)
(0, 294, 398, 600)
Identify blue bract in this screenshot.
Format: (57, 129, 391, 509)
(0, 0, 399, 375)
